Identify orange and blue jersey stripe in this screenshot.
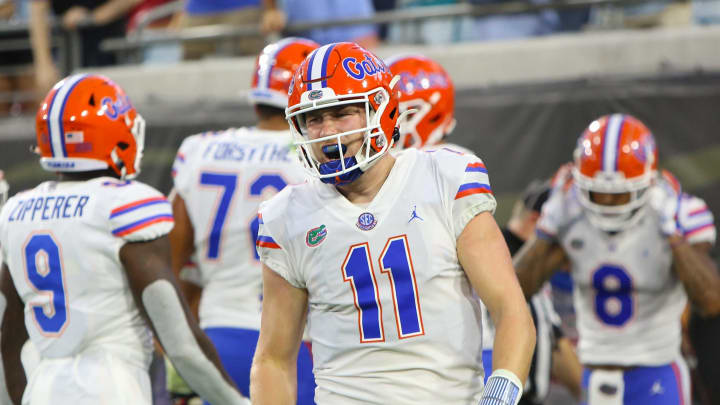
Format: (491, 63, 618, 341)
(112, 214, 173, 237)
(684, 223, 714, 237)
(465, 162, 487, 174)
(110, 197, 169, 219)
(256, 235, 280, 249)
(687, 205, 709, 218)
(455, 182, 491, 199)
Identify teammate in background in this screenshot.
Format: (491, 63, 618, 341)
(385, 54, 466, 154)
(169, 37, 319, 403)
(251, 42, 535, 404)
(514, 114, 720, 405)
(0, 74, 248, 405)
(388, 54, 582, 405)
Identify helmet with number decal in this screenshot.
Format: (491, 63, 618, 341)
(572, 113, 658, 231)
(35, 74, 145, 179)
(387, 54, 455, 149)
(249, 37, 319, 108)
(285, 42, 401, 185)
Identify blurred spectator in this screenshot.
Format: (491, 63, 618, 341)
(372, 0, 396, 40)
(126, 0, 176, 32)
(461, 0, 560, 42)
(389, 0, 463, 45)
(0, 0, 14, 19)
(179, 0, 282, 60)
(127, 0, 182, 64)
(0, 0, 35, 115)
(282, 0, 379, 48)
(693, 0, 720, 24)
(29, 0, 141, 95)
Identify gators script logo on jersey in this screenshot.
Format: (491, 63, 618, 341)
(306, 224, 327, 247)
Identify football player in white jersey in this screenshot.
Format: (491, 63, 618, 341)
(514, 114, 720, 405)
(0, 74, 248, 405)
(387, 54, 583, 405)
(250, 42, 535, 405)
(169, 37, 319, 403)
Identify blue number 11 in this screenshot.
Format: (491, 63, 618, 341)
(342, 235, 424, 343)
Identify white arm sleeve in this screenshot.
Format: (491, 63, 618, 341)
(141, 280, 249, 405)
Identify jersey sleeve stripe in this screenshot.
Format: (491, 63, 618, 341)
(110, 197, 169, 218)
(455, 183, 492, 199)
(258, 213, 264, 224)
(256, 235, 280, 249)
(684, 223, 714, 237)
(681, 211, 713, 230)
(687, 206, 709, 217)
(176, 153, 186, 163)
(465, 162, 487, 173)
(112, 214, 174, 236)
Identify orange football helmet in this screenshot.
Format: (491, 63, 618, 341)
(249, 37, 319, 108)
(36, 74, 145, 179)
(285, 42, 400, 184)
(572, 114, 658, 231)
(387, 54, 455, 149)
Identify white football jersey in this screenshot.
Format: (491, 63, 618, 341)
(536, 182, 716, 366)
(0, 177, 174, 369)
(172, 127, 307, 330)
(422, 142, 476, 156)
(258, 148, 496, 404)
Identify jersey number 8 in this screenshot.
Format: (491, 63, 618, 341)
(592, 264, 634, 327)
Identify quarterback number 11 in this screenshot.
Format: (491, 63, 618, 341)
(342, 235, 425, 342)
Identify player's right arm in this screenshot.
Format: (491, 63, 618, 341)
(513, 236, 568, 299)
(513, 171, 571, 299)
(252, 195, 309, 404)
(0, 262, 28, 405)
(120, 235, 248, 405)
(250, 264, 309, 404)
(168, 189, 202, 317)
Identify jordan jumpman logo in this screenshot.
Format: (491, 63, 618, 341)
(408, 205, 423, 223)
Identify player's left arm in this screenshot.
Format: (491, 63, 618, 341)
(458, 212, 536, 385)
(671, 238, 720, 316)
(0, 263, 28, 405)
(666, 192, 720, 317)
